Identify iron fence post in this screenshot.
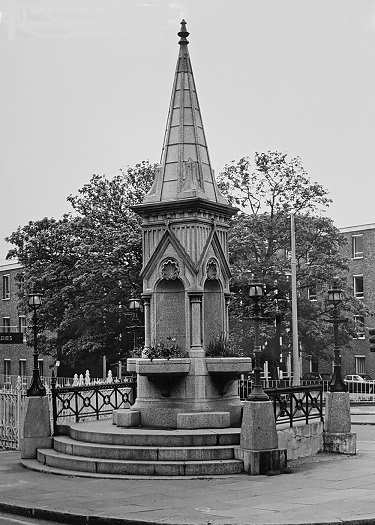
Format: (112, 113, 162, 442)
(51, 371, 58, 435)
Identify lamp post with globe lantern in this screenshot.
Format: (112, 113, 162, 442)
(27, 291, 46, 397)
(327, 279, 347, 393)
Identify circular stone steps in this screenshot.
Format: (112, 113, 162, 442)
(54, 435, 235, 461)
(25, 420, 244, 478)
(68, 421, 241, 447)
(36, 448, 243, 476)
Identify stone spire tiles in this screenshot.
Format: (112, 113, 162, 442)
(144, 20, 227, 205)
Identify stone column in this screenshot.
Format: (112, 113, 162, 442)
(224, 292, 231, 334)
(142, 293, 152, 351)
(188, 292, 204, 357)
(187, 291, 206, 405)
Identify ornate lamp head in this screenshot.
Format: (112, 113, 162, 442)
(128, 297, 142, 311)
(328, 278, 343, 307)
(27, 291, 43, 311)
(248, 281, 265, 304)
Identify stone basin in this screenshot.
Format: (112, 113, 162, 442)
(205, 357, 252, 395)
(205, 357, 252, 374)
(127, 358, 190, 376)
(127, 358, 190, 397)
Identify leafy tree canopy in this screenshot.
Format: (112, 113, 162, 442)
(218, 151, 371, 374)
(6, 161, 155, 376)
(6, 152, 371, 378)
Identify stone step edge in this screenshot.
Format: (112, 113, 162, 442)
(68, 425, 241, 446)
(38, 448, 242, 467)
(55, 434, 235, 452)
(22, 458, 245, 480)
(68, 422, 241, 436)
(54, 436, 234, 461)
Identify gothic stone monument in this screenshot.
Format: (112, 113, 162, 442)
(127, 21, 251, 428)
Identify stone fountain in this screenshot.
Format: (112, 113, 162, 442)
(127, 20, 251, 429)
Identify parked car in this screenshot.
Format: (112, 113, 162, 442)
(344, 374, 373, 393)
(301, 372, 322, 382)
(301, 372, 331, 383)
(359, 373, 373, 381)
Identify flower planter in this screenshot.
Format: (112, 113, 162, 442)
(206, 357, 252, 395)
(127, 358, 190, 397)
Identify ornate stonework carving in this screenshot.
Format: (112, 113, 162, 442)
(161, 258, 180, 280)
(181, 158, 202, 191)
(206, 258, 218, 280)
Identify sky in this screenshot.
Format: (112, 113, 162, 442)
(1, 0, 374, 262)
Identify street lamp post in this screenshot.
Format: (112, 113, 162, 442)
(327, 279, 347, 393)
(27, 291, 46, 397)
(128, 297, 142, 352)
(247, 281, 269, 401)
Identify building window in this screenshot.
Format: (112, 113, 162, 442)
(18, 316, 26, 333)
(2, 318, 11, 333)
(352, 234, 364, 259)
(308, 286, 317, 301)
(4, 359, 11, 383)
(354, 315, 365, 339)
(18, 316, 27, 342)
(19, 359, 26, 377)
(2, 275, 10, 300)
(38, 359, 44, 377)
(355, 356, 366, 375)
(353, 275, 364, 299)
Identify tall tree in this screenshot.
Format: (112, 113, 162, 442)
(6, 161, 155, 376)
(218, 152, 370, 376)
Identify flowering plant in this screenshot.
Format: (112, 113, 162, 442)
(133, 336, 188, 361)
(205, 332, 244, 358)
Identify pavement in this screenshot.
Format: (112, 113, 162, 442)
(0, 408, 375, 525)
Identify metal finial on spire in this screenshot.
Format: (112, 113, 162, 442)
(178, 19, 189, 45)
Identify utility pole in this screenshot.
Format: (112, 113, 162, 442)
(291, 212, 300, 385)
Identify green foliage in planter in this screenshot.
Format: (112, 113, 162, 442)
(133, 336, 189, 361)
(205, 333, 244, 358)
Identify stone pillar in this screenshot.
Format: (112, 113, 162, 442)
(224, 292, 231, 334)
(21, 397, 53, 459)
(142, 293, 152, 351)
(188, 292, 204, 357)
(324, 391, 356, 455)
(235, 399, 287, 475)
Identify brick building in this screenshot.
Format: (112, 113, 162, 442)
(338, 223, 375, 379)
(0, 261, 54, 388)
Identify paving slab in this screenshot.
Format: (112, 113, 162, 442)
(1, 426, 375, 525)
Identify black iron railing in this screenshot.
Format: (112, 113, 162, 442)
(51, 377, 136, 434)
(265, 384, 324, 427)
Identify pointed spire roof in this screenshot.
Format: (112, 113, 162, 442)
(143, 20, 228, 206)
